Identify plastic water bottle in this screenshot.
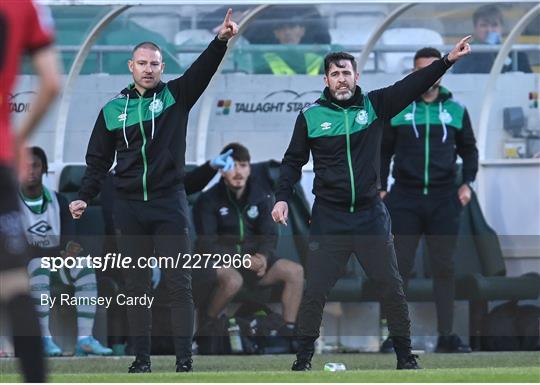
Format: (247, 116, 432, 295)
(324, 362, 347, 372)
(228, 318, 243, 354)
(380, 318, 389, 345)
(315, 326, 324, 354)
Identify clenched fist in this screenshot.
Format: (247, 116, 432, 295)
(69, 200, 87, 219)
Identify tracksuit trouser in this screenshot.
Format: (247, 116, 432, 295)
(296, 199, 412, 360)
(113, 190, 193, 363)
(384, 187, 462, 336)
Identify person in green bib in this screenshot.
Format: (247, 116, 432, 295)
(255, 17, 324, 76)
(380, 47, 478, 354)
(19, 147, 113, 357)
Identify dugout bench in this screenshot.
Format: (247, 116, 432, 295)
(57, 163, 539, 351)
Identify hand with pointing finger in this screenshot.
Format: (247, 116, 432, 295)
(217, 8, 238, 42)
(448, 35, 473, 63)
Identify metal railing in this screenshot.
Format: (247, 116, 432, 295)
(56, 43, 539, 74)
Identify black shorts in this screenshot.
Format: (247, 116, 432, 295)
(0, 165, 30, 271)
(191, 250, 280, 303)
(238, 250, 279, 286)
(191, 266, 218, 309)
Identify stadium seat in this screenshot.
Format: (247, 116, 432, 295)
(174, 29, 215, 70)
(329, 12, 385, 72)
(380, 28, 444, 74)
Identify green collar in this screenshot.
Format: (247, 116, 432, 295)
(20, 186, 53, 214)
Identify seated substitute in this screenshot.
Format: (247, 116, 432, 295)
(193, 143, 304, 333)
(19, 147, 112, 357)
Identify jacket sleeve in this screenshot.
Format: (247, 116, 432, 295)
(193, 193, 222, 254)
(380, 122, 396, 191)
(78, 110, 116, 204)
(256, 195, 278, 257)
(456, 109, 479, 184)
(56, 193, 84, 254)
(184, 161, 217, 195)
(275, 113, 310, 203)
(57, 193, 76, 251)
(368, 56, 453, 121)
(167, 36, 228, 111)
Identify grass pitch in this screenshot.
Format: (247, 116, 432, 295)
(1, 352, 539, 382)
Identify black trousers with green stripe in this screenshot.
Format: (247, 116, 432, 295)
(384, 187, 462, 336)
(113, 190, 193, 363)
(296, 199, 412, 360)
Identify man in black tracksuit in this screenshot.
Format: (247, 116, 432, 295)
(69, 10, 238, 373)
(194, 143, 304, 331)
(380, 48, 478, 353)
(272, 37, 473, 370)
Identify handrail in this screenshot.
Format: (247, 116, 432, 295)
(51, 42, 539, 74)
(55, 43, 540, 54)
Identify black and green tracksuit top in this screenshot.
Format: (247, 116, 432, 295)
(276, 56, 455, 212)
(381, 86, 478, 196)
(78, 37, 227, 203)
(193, 177, 277, 257)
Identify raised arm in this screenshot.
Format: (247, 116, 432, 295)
(369, 36, 472, 121)
(167, 8, 238, 110)
(184, 162, 217, 196)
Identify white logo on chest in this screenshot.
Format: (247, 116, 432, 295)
(149, 99, 163, 114)
(219, 207, 229, 216)
(355, 109, 368, 124)
(320, 122, 332, 130)
(247, 205, 259, 219)
(28, 220, 52, 237)
(439, 109, 452, 124)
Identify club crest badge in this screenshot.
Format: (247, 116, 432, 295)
(247, 205, 259, 219)
(149, 99, 163, 114)
(355, 109, 368, 124)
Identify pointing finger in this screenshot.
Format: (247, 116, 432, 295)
(460, 35, 472, 45)
(224, 8, 232, 25)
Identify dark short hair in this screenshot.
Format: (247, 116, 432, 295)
(132, 41, 162, 57)
(414, 47, 442, 62)
(324, 52, 357, 75)
(221, 142, 250, 163)
(473, 4, 503, 26)
(29, 146, 48, 175)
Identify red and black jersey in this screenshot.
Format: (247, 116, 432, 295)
(0, 0, 54, 165)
